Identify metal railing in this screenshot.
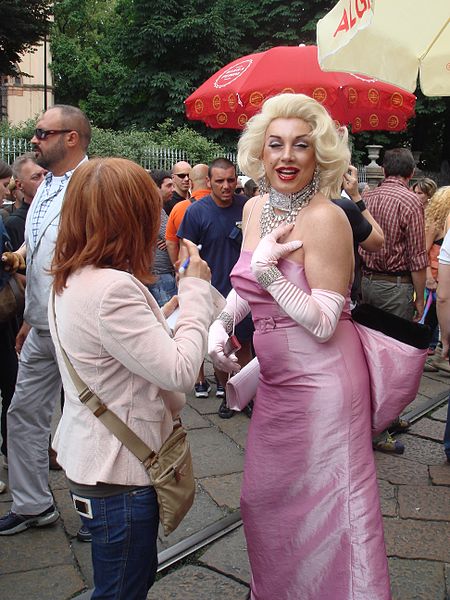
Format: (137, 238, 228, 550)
(0, 137, 33, 163)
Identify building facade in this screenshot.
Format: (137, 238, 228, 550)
(1, 39, 54, 125)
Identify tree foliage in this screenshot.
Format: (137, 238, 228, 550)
(49, 0, 450, 170)
(0, 0, 52, 76)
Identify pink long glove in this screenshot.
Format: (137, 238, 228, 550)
(208, 289, 250, 374)
(251, 224, 345, 342)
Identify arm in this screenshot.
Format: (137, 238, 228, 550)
(411, 268, 426, 320)
(342, 166, 384, 251)
(437, 263, 450, 358)
(99, 250, 217, 393)
(166, 239, 180, 266)
(208, 289, 250, 373)
(251, 210, 353, 343)
(1, 242, 26, 272)
(425, 225, 439, 290)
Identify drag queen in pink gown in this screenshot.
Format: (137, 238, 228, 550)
(208, 94, 391, 600)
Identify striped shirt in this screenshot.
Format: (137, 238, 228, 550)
(31, 172, 69, 247)
(359, 177, 427, 274)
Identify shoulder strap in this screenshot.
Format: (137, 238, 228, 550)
(51, 291, 158, 469)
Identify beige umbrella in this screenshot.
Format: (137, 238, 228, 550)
(317, 0, 450, 96)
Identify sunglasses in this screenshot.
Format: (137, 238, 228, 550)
(235, 187, 244, 193)
(174, 173, 190, 179)
(34, 128, 72, 140)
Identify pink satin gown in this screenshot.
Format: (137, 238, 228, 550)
(230, 251, 391, 600)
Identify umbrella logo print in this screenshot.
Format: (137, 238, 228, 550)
(238, 114, 248, 126)
(348, 88, 358, 104)
(353, 117, 362, 131)
(387, 115, 400, 129)
(368, 89, 380, 104)
(216, 113, 228, 125)
(369, 114, 379, 128)
(312, 87, 328, 104)
(214, 59, 253, 89)
(390, 92, 404, 108)
(228, 94, 237, 109)
(213, 95, 221, 110)
(250, 92, 264, 107)
(194, 99, 204, 114)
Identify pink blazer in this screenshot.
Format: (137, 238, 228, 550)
(48, 266, 224, 486)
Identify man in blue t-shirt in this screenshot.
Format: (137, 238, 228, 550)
(177, 157, 253, 418)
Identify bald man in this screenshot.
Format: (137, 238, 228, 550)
(165, 163, 209, 265)
(165, 161, 191, 215)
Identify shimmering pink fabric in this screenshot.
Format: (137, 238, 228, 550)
(231, 252, 391, 600)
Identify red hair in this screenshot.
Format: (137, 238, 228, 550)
(52, 158, 161, 293)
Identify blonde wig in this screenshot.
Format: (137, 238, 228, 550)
(237, 93, 350, 199)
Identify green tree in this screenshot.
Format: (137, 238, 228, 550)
(0, 0, 52, 76)
(51, 0, 128, 127)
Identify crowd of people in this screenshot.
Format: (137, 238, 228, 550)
(0, 97, 449, 599)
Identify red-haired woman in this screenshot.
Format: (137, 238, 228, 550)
(49, 158, 223, 600)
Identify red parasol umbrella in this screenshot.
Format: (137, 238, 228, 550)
(185, 45, 416, 133)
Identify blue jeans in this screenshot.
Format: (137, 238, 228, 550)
(147, 273, 177, 307)
(445, 398, 450, 461)
(75, 487, 159, 600)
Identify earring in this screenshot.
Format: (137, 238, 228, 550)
(258, 175, 270, 196)
(312, 167, 321, 194)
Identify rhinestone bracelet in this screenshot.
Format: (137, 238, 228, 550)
(217, 311, 234, 334)
(256, 266, 283, 289)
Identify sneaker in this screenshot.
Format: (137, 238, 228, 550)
(373, 433, 405, 455)
(216, 383, 225, 398)
(218, 399, 235, 419)
(194, 381, 211, 398)
(76, 525, 92, 543)
(0, 504, 59, 535)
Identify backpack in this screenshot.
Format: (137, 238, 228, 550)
(0, 219, 25, 323)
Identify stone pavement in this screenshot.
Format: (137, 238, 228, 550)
(0, 358, 449, 600)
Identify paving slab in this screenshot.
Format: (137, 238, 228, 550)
(384, 518, 450, 562)
(48, 469, 70, 491)
(148, 565, 249, 599)
(181, 404, 212, 430)
(429, 403, 449, 422)
(199, 526, 250, 583)
(377, 479, 398, 517)
(395, 434, 445, 466)
(388, 558, 446, 600)
(416, 377, 450, 400)
(201, 472, 243, 510)
(0, 520, 74, 574)
(403, 393, 436, 418)
(408, 417, 446, 442)
(209, 413, 249, 449)
(71, 540, 94, 588)
(429, 464, 450, 485)
(375, 453, 430, 485)
(1, 564, 85, 600)
(189, 427, 244, 478)
(398, 486, 450, 521)
(187, 395, 222, 415)
(53, 488, 83, 538)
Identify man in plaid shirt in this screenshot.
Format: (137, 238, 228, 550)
(359, 147, 427, 453)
